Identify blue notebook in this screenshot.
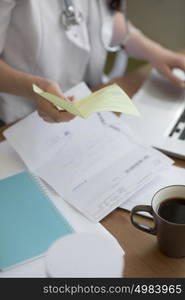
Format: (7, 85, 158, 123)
(0, 171, 74, 270)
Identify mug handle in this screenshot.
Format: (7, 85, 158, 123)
(130, 205, 157, 235)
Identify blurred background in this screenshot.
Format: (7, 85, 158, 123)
(105, 0, 185, 74)
(127, 0, 185, 50)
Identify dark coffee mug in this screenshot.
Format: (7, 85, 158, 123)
(130, 185, 185, 258)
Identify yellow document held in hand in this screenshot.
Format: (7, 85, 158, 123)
(33, 83, 140, 118)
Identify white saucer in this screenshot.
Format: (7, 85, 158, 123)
(45, 232, 124, 278)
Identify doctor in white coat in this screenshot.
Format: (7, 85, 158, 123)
(0, 0, 185, 124)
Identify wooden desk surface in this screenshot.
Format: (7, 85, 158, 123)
(1, 66, 185, 278)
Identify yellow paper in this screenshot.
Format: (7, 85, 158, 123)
(33, 83, 140, 118)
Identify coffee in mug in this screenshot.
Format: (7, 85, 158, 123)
(158, 197, 185, 224)
(130, 185, 185, 257)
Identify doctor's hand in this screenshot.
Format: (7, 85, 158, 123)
(150, 47, 185, 88)
(33, 80, 75, 123)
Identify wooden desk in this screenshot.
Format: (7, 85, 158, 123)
(1, 66, 185, 278)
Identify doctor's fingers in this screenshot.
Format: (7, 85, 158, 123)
(160, 65, 185, 88)
(53, 111, 76, 123)
(36, 99, 75, 123)
(155, 57, 185, 88)
(164, 54, 185, 87)
(38, 109, 75, 123)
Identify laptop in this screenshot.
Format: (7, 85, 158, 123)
(121, 68, 185, 160)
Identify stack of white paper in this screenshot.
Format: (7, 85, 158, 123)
(4, 83, 173, 222)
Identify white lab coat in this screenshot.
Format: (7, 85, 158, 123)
(0, 0, 114, 123)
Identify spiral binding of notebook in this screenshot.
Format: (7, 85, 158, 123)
(28, 171, 74, 232)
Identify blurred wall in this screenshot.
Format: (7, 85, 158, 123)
(127, 0, 185, 50)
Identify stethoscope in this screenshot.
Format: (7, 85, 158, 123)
(62, 0, 83, 29)
(62, 0, 129, 52)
